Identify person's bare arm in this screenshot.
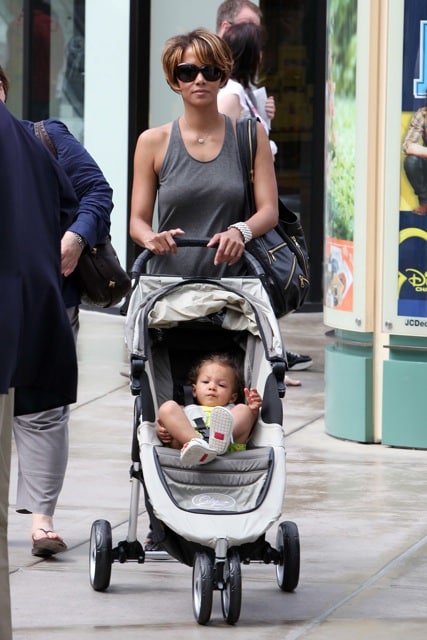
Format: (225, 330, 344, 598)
(217, 92, 242, 121)
(130, 126, 184, 254)
(265, 95, 276, 120)
(405, 142, 427, 158)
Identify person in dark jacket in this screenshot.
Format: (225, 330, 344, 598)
(0, 99, 78, 640)
(0, 65, 113, 556)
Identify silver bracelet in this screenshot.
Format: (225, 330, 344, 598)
(71, 232, 87, 249)
(228, 222, 253, 244)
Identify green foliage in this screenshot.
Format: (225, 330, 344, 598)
(325, 0, 357, 240)
(326, 97, 355, 240)
(328, 0, 358, 98)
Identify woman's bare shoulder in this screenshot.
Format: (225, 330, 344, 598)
(136, 122, 173, 150)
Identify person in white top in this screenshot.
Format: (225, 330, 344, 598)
(216, 0, 276, 122)
(217, 21, 276, 155)
(216, 10, 314, 382)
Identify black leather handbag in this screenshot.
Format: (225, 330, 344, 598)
(236, 117, 310, 317)
(76, 235, 131, 308)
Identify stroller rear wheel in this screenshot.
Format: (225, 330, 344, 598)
(89, 519, 112, 591)
(220, 549, 242, 625)
(192, 551, 214, 625)
(276, 520, 300, 592)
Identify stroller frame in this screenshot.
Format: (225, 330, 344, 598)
(89, 241, 300, 625)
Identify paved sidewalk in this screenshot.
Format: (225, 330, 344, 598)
(8, 309, 427, 639)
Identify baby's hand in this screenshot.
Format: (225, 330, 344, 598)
(244, 387, 262, 412)
(156, 420, 172, 444)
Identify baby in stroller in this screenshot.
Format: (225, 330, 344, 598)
(157, 353, 262, 466)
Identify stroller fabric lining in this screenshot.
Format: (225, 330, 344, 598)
(153, 446, 274, 514)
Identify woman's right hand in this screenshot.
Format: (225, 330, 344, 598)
(142, 228, 185, 254)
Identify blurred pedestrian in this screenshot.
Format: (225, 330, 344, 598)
(0, 99, 78, 640)
(0, 64, 113, 556)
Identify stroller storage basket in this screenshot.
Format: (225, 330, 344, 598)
(153, 446, 274, 514)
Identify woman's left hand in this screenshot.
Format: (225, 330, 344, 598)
(61, 230, 84, 276)
(207, 227, 245, 266)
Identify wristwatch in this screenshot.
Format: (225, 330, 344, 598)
(71, 232, 87, 250)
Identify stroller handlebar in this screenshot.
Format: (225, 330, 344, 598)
(130, 237, 264, 279)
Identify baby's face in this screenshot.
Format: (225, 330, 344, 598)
(193, 362, 237, 407)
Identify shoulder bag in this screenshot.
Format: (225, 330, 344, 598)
(236, 117, 310, 317)
(34, 120, 131, 307)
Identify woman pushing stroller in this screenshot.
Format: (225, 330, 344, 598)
(129, 26, 277, 551)
(129, 28, 278, 278)
(157, 353, 262, 466)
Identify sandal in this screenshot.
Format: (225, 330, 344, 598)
(180, 438, 217, 466)
(208, 406, 234, 454)
(31, 528, 67, 557)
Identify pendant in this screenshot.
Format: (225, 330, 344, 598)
(197, 137, 205, 144)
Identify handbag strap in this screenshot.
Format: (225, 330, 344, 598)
(236, 117, 258, 218)
(34, 120, 58, 158)
(245, 90, 270, 135)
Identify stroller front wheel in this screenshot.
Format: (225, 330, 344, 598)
(192, 551, 214, 625)
(89, 519, 113, 591)
(221, 549, 242, 625)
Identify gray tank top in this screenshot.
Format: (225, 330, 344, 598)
(149, 115, 246, 277)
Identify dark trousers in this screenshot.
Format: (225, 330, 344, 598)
(403, 154, 427, 205)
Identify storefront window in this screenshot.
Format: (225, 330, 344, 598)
(0, 0, 84, 139)
(261, 0, 326, 303)
(260, 0, 323, 242)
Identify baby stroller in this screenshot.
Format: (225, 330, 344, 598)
(89, 240, 300, 625)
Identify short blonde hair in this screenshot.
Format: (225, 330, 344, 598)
(162, 29, 233, 92)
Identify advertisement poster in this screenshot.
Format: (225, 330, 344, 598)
(399, 0, 427, 318)
(324, 0, 357, 311)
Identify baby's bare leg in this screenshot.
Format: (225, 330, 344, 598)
(157, 401, 198, 448)
(230, 404, 257, 443)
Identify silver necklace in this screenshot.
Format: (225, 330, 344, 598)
(183, 117, 211, 144)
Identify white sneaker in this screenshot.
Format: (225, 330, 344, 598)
(208, 406, 234, 455)
(180, 438, 217, 466)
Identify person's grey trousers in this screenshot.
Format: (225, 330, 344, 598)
(13, 306, 79, 515)
(0, 389, 14, 640)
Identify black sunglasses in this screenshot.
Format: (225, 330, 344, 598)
(175, 63, 222, 83)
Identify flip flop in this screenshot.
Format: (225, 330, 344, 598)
(31, 528, 67, 557)
(208, 406, 234, 454)
(180, 438, 217, 466)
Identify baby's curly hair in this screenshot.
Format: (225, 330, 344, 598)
(188, 353, 245, 402)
